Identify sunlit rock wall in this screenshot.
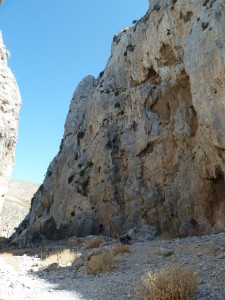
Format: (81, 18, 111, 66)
(28, 0, 225, 239)
(0, 32, 21, 216)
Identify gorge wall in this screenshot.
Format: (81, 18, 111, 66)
(0, 32, 21, 216)
(27, 0, 225, 239)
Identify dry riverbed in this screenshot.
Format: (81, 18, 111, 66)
(0, 229, 225, 300)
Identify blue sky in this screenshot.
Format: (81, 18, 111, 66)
(0, 1, 148, 184)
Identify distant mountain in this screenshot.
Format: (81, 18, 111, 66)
(0, 180, 39, 237)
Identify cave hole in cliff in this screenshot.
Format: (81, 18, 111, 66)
(151, 96, 171, 126)
(201, 22, 209, 31)
(211, 167, 225, 202)
(68, 175, 74, 184)
(159, 43, 176, 66)
(138, 142, 155, 157)
(89, 125, 94, 135)
(129, 67, 161, 87)
(144, 68, 161, 85)
(205, 166, 225, 226)
(179, 71, 198, 136)
(44, 205, 49, 215)
(179, 11, 193, 23)
(74, 152, 79, 161)
(151, 71, 198, 135)
(188, 105, 198, 137)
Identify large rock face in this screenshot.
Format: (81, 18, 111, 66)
(0, 32, 21, 213)
(29, 0, 225, 238)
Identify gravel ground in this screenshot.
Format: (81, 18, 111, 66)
(0, 230, 225, 300)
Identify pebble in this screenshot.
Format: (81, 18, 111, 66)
(54, 284, 65, 290)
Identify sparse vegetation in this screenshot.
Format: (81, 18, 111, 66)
(5, 50, 10, 58)
(79, 169, 85, 177)
(85, 243, 131, 275)
(59, 138, 64, 153)
(99, 70, 104, 78)
(161, 221, 201, 240)
(86, 251, 115, 275)
(67, 239, 83, 248)
(160, 231, 173, 240)
(86, 238, 102, 249)
(86, 161, 94, 168)
(41, 249, 80, 267)
(111, 244, 131, 257)
(138, 264, 199, 300)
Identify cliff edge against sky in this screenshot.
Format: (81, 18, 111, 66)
(0, 32, 21, 220)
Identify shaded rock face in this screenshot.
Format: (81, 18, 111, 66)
(30, 0, 225, 238)
(0, 33, 21, 212)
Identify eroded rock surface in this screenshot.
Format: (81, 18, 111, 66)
(27, 0, 225, 239)
(0, 32, 21, 215)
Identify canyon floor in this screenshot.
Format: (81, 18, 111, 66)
(0, 181, 224, 299)
(0, 230, 224, 300)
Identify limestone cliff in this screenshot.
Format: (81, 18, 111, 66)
(28, 0, 225, 238)
(0, 32, 21, 214)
